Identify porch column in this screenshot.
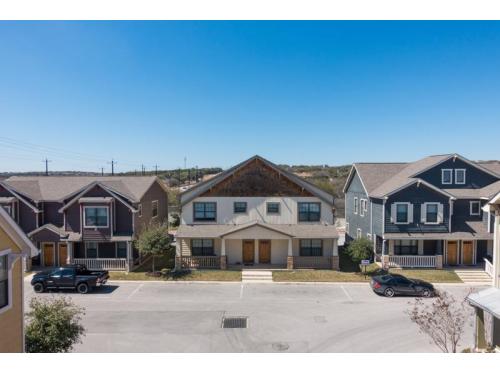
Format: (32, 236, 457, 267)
(254, 239, 259, 265)
(287, 238, 293, 270)
(175, 238, 182, 271)
(67, 242, 73, 265)
(220, 238, 227, 270)
(126, 241, 132, 272)
(418, 240, 424, 255)
(331, 238, 339, 270)
(475, 307, 487, 350)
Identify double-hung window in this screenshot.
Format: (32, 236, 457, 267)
(233, 202, 247, 213)
(193, 202, 216, 221)
(455, 169, 466, 185)
(152, 200, 158, 218)
(395, 203, 409, 224)
(117, 242, 128, 258)
(394, 240, 418, 255)
(84, 207, 109, 227)
(267, 202, 280, 214)
(0, 254, 8, 310)
(470, 201, 481, 216)
(441, 169, 453, 185)
(298, 202, 321, 222)
(299, 239, 322, 256)
(85, 242, 98, 258)
(360, 199, 367, 217)
(425, 203, 439, 224)
(191, 239, 214, 256)
(354, 197, 359, 214)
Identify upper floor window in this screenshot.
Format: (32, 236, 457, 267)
(298, 202, 321, 222)
(233, 202, 247, 214)
(455, 169, 466, 185)
(424, 203, 439, 224)
(441, 169, 453, 185)
(360, 199, 367, 217)
(0, 254, 9, 310)
(354, 197, 359, 214)
(191, 239, 214, 256)
(267, 202, 280, 214)
(394, 203, 410, 224)
(470, 201, 481, 216)
(299, 239, 322, 256)
(193, 202, 216, 221)
(84, 207, 109, 228)
(152, 200, 158, 218)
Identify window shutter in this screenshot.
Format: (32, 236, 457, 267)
(408, 204, 414, 223)
(437, 204, 444, 224)
(390, 204, 395, 223)
(420, 204, 426, 223)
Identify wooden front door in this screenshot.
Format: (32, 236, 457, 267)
(43, 243, 55, 267)
(58, 243, 68, 266)
(462, 241, 473, 265)
(259, 240, 271, 264)
(242, 240, 255, 264)
(447, 241, 458, 265)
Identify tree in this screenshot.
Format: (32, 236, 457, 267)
(169, 212, 180, 227)
(25, 296, 85, 353)
(347, 238, 373, 263)
(407, 289, 472, 353)
(134, 221, 172, 274)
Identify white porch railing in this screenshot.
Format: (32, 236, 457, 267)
(74, 258, 128, 271)
(179, 256, 220, 269)
(387, 255, 436, 268)
(484, 258, 494, 278)
(293, 256, 331, 269)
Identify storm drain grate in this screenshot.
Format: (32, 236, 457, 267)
(222, 316, 248, 328)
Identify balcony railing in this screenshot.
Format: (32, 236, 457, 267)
(179, 256, 220, 269)
(386, 255, 436, 268)
(74, 258, 128, 271)
(293, 256, 331, 269)
(484, 258, 494, 278)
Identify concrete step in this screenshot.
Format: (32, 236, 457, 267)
(454, 270, 492, 284)
(241, 270, 274, 283)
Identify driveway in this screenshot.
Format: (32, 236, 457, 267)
(24, 280, 477, 352)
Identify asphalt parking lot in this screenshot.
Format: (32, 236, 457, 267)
(24, 279, 478, 353)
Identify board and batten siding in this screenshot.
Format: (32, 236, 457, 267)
(344, 170, 371, 240)
(181, 196, 333, 225)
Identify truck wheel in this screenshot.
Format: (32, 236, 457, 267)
(33, 283, 44, 293)
(77, 283, 89, 294)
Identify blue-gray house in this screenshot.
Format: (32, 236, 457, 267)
(343, 154, 500, 269)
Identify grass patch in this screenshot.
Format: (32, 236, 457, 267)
(109, 269, 241, 282)
(388, 269, 461, 283)
(273, 269, 376, 282)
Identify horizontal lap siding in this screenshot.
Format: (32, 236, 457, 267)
(371, 199, 384, 236)
(344, 170, 370, 240)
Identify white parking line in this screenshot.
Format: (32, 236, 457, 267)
(340, 285, 353, 302)
(127, 283, 144, 300)
(239, 283, 244, 299)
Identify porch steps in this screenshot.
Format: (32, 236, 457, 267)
(241, 270, 273, 283)
(454, 269, 492, 285)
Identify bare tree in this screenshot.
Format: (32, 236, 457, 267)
(407, 289, 472, 353)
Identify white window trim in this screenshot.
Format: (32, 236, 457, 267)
(266, 202, 281, 215)
(138, 204, 142, 218)
(470, 201, 481, 216)
(345, 222, 349, 235)
(455, 169, 466, 185)
(0, 249, 13, 315)
(394, 202, 411, 224)
(152, 200, 159, 218)
(360, 199, 366, 217)
(423, 202, 440, 224)
(354, 197, 358, 215)
(441, 169, 453, 185)
(357, 228, 362, 239)
(83, 206, 110, 229)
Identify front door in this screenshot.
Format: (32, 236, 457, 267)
(242, 240, 255, 264)
(259, 240, 271, 264)
(447, 241, 458, 265)
(43, 243, 55, 267)
(58, 243, 68, 266)
(462, 241, 473, 265)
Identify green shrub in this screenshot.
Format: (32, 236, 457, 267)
(347, 238, 373, 263)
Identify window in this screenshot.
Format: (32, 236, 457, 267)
(357, 228, 362, 239)
(267, 202, 280, 214)
(298, 202, 321, 222)
(193, 202, 216, 221)
(152, 200, 158, 218)
(233, 202, 247, 213)
(354, 197, 359, 214)
(0, 254, 8, 310)
(394, 240, 418, 255)
(455, 169, 466, 185)
(138, 204, 142, 218)
(191, 239, 214, 256)
(1, 205, 12, 218)
(98, 243, 116, 258)
(117, 242, 128, 258)
(441, 169, 453, 184)
(395, 203, 409, 224)
(470, 201, 481, 216)
(85, 242, 98, 258)
(299, 239, 322, 256)
(84, 207, 109, 227)
(425, 203, 439, 224)
(360, 199, 367, 217)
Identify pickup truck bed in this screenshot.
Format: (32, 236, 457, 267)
(31, 265, 110, 294)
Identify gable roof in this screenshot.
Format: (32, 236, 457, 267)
(3, 176, 161, 203)
(0, 206, 39, 257)
(180, 155, 334, 206)
(343, 163, 407, 195)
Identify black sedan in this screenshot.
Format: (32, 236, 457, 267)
(370, 274, 434, 298)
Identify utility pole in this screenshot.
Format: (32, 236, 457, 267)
(100, 167, 104, 176)
(184, 156, 187, 170)
(195, 165, 199, 182)
(108, 159, 116, 176)
(153, 164, 159, 176)
(141, 164, 145, 176)
(42, 158, 52, 176)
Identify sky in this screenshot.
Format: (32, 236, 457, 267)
(0, 21, 499, 173)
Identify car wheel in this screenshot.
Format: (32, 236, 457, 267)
(421, 288, 432, 298)
(384, 288, 395, 298)
(77, 283, 89, 294)
(33, 282, 44, 293)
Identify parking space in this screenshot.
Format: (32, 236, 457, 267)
(24, 279, 477, 352)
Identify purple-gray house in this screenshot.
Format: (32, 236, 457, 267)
(0, 176, 168, 271)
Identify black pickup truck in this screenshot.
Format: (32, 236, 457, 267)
(31, 264, 109, 294)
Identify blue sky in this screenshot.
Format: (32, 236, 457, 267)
(0, 21, 499, 173)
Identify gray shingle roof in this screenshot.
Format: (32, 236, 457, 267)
(352, 163, 408, 195)
(3, 176, 159, 202)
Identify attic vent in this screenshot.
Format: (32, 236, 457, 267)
(222, 316, 248, 329)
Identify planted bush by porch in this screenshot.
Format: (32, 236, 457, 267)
(134, 222, 174, 275)
(346, 238, 373, 264)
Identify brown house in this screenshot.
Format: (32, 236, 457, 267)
(0, 207, 38, 353)
(0, 176, 168, 271)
